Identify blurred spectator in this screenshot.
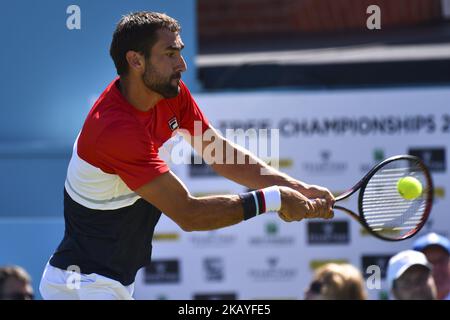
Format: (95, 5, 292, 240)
(387, 250, 436, 300)
(413, 232, 450, 300)
(0, 265, 34, 300)
(304, 263, 367, 300)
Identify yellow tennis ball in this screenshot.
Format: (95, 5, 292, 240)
(397, 176, 423, 200)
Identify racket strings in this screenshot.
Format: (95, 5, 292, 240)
(361, 160, 429, 239)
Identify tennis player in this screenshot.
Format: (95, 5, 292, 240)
(39, 11, 335, 300)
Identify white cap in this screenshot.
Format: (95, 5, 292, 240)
(413, 232, 450, 255)
(387, 250, 431, 290)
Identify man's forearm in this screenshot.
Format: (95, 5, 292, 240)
(211, 141, 310, 192)
(184, 195, 244, 231)
(136, 171, 267, 232)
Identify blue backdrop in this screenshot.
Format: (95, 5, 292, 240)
(0, 0, 197, 299)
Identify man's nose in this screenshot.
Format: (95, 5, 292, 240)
(176, 55, 187, 73)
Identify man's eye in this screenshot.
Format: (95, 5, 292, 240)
(166, 52, 175, 57)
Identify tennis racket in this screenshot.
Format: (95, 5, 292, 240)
(333, 155, 433, 241)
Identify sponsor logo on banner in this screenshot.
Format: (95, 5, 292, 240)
(152, 232, 180, 241)
(217, 119, 271, 132)
(249, 221, 295, 246)
(309, 259, 349, 271)
(435, 186, 445, 199)
(307, 220, 350, 244)
(361, 255, 392, 279)
(278, 115, 436, 137)
(262, 158, 293, 169)
(360, 148, 386, 172)
(408, 147, 446, 172)
(302, 150, 348, 175)
(189, 153, 218, 177)
(248, 257, 297, 282)
(190, 230, 236, 247)
(203, 257, 225, 282)
(193, 292, 237, 300)
(144, 259, 180, 284)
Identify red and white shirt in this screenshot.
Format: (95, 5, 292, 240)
(65, 78, 209, 210)
(50, 78, 209, 286)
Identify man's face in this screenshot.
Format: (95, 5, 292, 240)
(393, 265, 436, 300)
(422, 245, 450, 286)
(1, 278, 34, 300)
(142, 29, 187, 98)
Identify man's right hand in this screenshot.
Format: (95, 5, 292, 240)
(277, 186, 334, 222)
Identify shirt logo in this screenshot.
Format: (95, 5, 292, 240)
(168, 117, 179, 131)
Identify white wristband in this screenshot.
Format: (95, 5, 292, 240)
(262, 186, 282, 212)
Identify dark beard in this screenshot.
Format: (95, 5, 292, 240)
(142, 63, 180, 98)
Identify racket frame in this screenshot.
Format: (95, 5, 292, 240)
(334, 155, 433, 241)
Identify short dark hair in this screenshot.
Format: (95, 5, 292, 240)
(110, 11, 181, 76)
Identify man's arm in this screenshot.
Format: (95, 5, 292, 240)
(184, 125, 334, 206)
(135, 170, 331, 232)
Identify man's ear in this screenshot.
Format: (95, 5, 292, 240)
(125, 51, 145, 74)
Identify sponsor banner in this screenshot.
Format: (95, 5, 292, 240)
(203, 257, 225, 282)
(134, 88, 450, 300)
(189, 230, 237, 248)
(409, 147, 446, 172)
(301, 150, 348, 175)
(249, 221, 296, 246)
(144, 259, 181, 284)
(247, 256, 298, 282)
(153, 233, 180, 242)
(361, 254, 393, 279)
(309, 259, 349, 271)
(307, 220, 350, 245)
